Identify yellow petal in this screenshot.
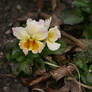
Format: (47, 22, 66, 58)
(47, 41, 60, 51)
(32, 40, 45, 54)
(48, 26, 61, 43)
(12, 27, 30, 40)
(19, 39, 34, 50)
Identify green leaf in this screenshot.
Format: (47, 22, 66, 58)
(19, 61, 32, 75)
(6, 53, 11, 61)
(59, 9, 83, 25)
(34, 58, 45, 69)
(84, 24, 92, 39)
(81, 74, 87, 84)
(11, 63, 20, 75)
(75, 59, 84, 69)
(89, 65, 92, 70)
(11, 47, 22, 59)
(27, 52, 39, 59)
(86, 73, 92, 84)
(16, 56, 25, 62)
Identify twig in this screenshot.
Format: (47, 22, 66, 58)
(29, 73, 51, 86)
(61, 31, 87, 49)
(69, 63, 81, 92)
(67, 77, 92, 90)
(40, 12, 50, 19)
(50, 65, 75, 81)
(0, 74, 16, 78)
(21, 65, 75, 86)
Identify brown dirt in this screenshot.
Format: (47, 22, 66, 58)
(0, 0, 37, 92)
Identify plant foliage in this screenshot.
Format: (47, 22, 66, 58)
(75, 44, 92, 90)
(6, 40, 66, 76)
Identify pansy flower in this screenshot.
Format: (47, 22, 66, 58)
(12, 18, 51, 55)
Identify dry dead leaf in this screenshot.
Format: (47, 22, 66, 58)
(51, 14, 62, 26)
(54, 55, 69, 65)
(70, 81, 82, 92)
(34, 68, 46, 76)
(37, 0, 44, 11)
(51, 0, 57, 11)
(48, 88, 59, 92)
(48, 78, 71, 92)
(50, 65, 75, 81)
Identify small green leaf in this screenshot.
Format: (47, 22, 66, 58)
(11, 48, 22, 59)
(27, 52, 39, 59)
(81, 74, 87, 84)
(89, 65, 92, 70)
(86, 73, 92, 84)
(75, 59, 84, 69)
(11, 63, 20, 75)
(16, 56, 25, 62)
(19, 62, 31, 75)
(84, 24, 92, 39)
(6, 53, 11, 61)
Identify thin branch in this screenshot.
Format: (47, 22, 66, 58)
(61, 31, 87, 49)
(67, 77, 92, 90)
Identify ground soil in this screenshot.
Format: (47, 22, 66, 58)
(0, 0, 38, 92)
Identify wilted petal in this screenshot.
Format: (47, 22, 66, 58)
(47, 41, 60, 51)
(26, 18, 32, 26)
(12, 27, 30, 40)
(23, 49, 28, 56)
(45, 17, 52, 29)
(48, 26, 61, 42)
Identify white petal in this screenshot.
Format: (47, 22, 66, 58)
(27, 21, 48, 40)
(23, 49, 28, 56)
(19, 41, 29, 55)
(47, 41, 60, 51)
(32, 30, 48, 40)
(27, 21, 40, 34)
(48, 26, 61, 42)
(26, 18, 32, 26)
(45, 17, 52, 29)
(39, 19, 45, 25)
(12, 27, 30, 40)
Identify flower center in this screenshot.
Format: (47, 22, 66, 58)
(48, 31, 55, 43)
(23, 39, 39, 51)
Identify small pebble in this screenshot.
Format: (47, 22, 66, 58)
(16, 4, 22, 10)
(3, 86, 9, 92)
(5, 30, 11, 35)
